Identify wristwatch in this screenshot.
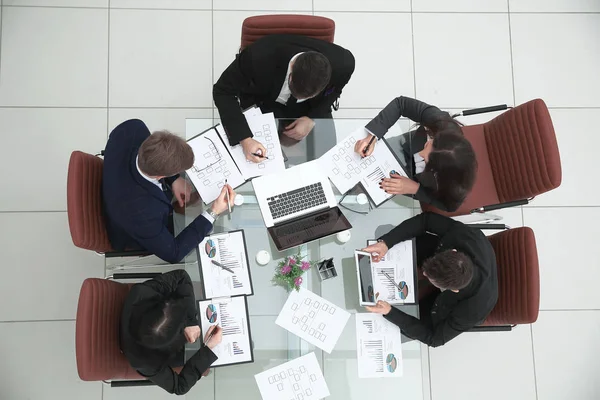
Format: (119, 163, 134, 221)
(207, 208, 219, 220)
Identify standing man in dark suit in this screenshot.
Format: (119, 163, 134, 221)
(102, 119, 235, 263)
(361, 212, 498, 347)
(213, 34, 355, 163)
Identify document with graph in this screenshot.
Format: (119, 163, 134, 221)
(367, 239, 416, 305)
(185, 124, 246, 204)
(198, 296, 254, 367)
(275, 287, 350, 353)
(215, 112, 286, 180)
(318, 126, 406, 206)
(198, 230, 253, 298)
(254, 352, 330, 400)
(355, 313, 403, 378)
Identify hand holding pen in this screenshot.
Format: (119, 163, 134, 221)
(355, 134, 377, 157)
(203, 325, 223, 349)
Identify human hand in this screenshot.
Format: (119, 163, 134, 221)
(380, 173, 420, 195)
(240, 137, 268, 164)
(210, 184, 236, 215)
(354, 135, 376, 157)
(204, 325, 223, 349)
(365, 300, 392, 315)
(362, 241, 389, 263)
(283, 117, 315, 140)
(184, 325, 202, 343)
(171, 177, 192, 207)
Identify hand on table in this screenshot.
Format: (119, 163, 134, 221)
(184, 325, 202, 343)
(380, 173, 420, 195)
(240, 137, 267, 163)
(362, 241, 389, 263)
(204, 325, 223, 349)
(210, 184, 236, 215)
(171, 177, 192, 207)
(354, 135, 376, 157)
(283, 117, 315, 140)
(365, 300, 392, 316)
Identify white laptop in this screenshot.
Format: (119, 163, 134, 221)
(252, 160, 352, 251)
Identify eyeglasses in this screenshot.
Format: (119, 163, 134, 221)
(190, 137, 223, 174)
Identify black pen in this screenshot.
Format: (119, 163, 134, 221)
(211, 259, 235, 274)
(251, 152, 272, 160)
(362, 135, 376, 155)
(225, 179, 231, 214)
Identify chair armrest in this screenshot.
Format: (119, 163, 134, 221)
(461, 104, 508, 116)
(467, 325, 514, 332)
(468, 224, 509, 231)
(110, 380, 155, 387)
(471, 199, 529, 213)
(107, 273, 162, 280)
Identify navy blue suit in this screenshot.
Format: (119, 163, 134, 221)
(102, 119, 212, 263)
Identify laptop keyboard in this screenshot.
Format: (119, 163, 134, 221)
(267, 183, 327, 220)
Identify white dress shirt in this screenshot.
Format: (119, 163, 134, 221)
(275, 52, 309, 105)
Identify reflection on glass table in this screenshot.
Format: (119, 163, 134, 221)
(180, 118, 424, 400)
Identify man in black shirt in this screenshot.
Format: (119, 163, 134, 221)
(362, 212, 498, 347)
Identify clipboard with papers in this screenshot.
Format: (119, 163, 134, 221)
(196, 229, 255, 367)
(185, 110, 286, 204)
(318, 126, 409, 207)
(355, 238, 417, 306)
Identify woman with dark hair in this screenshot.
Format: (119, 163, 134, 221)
(120, 269, 222, 395)
(354, 96, 477, 212)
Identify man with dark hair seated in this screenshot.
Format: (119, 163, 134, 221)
(120, 269, 222, 395)
(213, 34, 355, 163)
(362, 212, 498, 347)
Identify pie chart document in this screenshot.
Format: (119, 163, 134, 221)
(355, 313, 403, 378)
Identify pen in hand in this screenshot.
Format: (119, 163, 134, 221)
(362, 135, 376, 155)
(225, 179, 231, 213)
(203, 325, 219, 347)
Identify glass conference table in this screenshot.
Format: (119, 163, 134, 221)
(181, 118, 427, 400)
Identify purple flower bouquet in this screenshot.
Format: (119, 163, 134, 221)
(272, 253, 314, 292)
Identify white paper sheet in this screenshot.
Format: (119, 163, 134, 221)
(355, 313, 403, 378)
(368, 239, 415, 304)
(216, 112, 286, 179)
(255, 352, 330, 400)
(186, 127, 246, 204)
(198, 296, 253, 367)
(275, 287, 350, 354)
(198, 231, 252, 298)
(319, 127, 406, 205)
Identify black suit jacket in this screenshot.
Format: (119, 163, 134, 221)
(378, 213, 498, 347)
(102, 119, 212, 263)
(365, 96, 461, 211)
(120, 270, 217, 395)
(213, 34, 355, 145)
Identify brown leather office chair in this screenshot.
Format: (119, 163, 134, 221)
(66, 151, 149, 257)
(77, 274, 193, 387)
(240, 14, 335, 50)
(76, 276, 148, 385)
(420, 99, 562, 217)
(463, 226, 540, 331)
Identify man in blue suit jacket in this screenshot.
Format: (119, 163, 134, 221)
(103, 119, 235, 263)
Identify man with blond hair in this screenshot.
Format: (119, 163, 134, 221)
(102, 119, 235, 263)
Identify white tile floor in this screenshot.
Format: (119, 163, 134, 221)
(0, 1, 598, 400)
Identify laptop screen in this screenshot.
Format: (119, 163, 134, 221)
(268, 207, 352, 251)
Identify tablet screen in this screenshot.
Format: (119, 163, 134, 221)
(356, 252, 375, 304)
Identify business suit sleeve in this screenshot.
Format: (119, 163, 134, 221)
(383, 307, 470, 347)
(141, 270, 198, 326)
(213, 50, 261, 145)
(413, 185, 455, 212)
(125, 201, 213, 263)
(307, 51, 355, 118)
(378, 212, 459, 249)
(365, 96, 443, 139)
(138, 346, 218, 395)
